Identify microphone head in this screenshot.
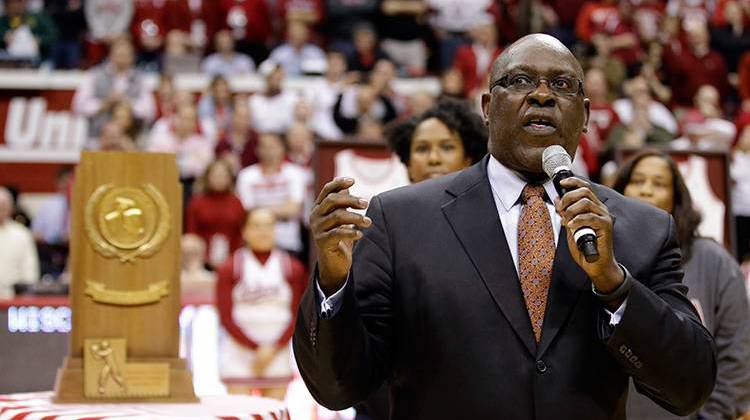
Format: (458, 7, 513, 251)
(542, 145, 572, 178)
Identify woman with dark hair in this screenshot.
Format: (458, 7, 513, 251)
(385, 97, 488, 183)
(186, 159, 246, 269)
(613, 150, 750, 420)
(355, 98, 488, 420)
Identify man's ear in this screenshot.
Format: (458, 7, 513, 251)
(481, 93, 491, 126)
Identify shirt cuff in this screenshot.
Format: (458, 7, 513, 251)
(605, 298, 628, 326)
(316, 277, 348, 319)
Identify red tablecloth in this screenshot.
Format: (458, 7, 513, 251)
(0, 392, 289, 420)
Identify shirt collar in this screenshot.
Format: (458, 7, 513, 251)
(487, 154, 559, 211)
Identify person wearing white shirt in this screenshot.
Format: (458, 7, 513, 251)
(0, 187, 39, 299)
(612, 76, 678, 135)
(249, 65, 298, 134)
(148, 103, 214, 180)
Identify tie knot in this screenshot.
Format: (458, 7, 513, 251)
(522, 184, 546, 203)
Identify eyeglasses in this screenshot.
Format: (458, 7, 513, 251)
(490, 73, 584, 96)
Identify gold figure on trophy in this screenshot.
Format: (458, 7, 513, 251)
(90, 341, 127, 394)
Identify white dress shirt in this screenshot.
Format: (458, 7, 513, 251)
(318, 156, 626, 323)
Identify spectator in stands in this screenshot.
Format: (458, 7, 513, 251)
(741, 51, 750, 101)
(216, 101, 258, 172)
(0, 186, 39, 299)
(72, 36, 156, 137)
(266, 21, 325, 76)
(165, 0, 219, 55)
(0, 0, 56, 63)
(541, 0, 587, 47)
(306, 50, 350, 140)
(733, 126, 750, 262)
(47, 0, 86, 69)
(198, 75, 234, 143)
(84, 0, 133, 54)
(154, 74, 176, 119)
(110, 100, 143, 145)
(613, 76, 678, 135)
(664, 18, 730, 107)
(236, 133, 307, 254)
(426, 0, 494, 70)
(285, 122, 314, 167)
(452, 17, 502, 98)
(439, 68, 466, 100)
(346, 22, 389, 74)
(334, 82, 397, 135)
(615, 150, 750, 420)
(148, 103, 214, 183)
(201, 29, 255, 77)
(672, 85, 737, 150)
(322, 0, 380, 47)
(584, 67, 619, 168)
(218, 0, 272, 65)
(186, 160, 246, 269)
(180, 233, 215, 298)
(249, 63, 298, 134)
(710, 0, 750, 72)
(162, 29, 201, 74)
(639, 42, 673, 105)
(386, 97, 487, 183)
(377, 0, 430, 77)
(369, 58, 403, 111)
(130, 0, 169, 70)
(216, 207, 306, 398)
(98, 120, 137, 151)
(408, 91, 436, 117)
(31, 167, 71, 245)
(276, 0, 324, 30)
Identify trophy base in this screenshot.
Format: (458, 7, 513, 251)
(53, 356, 198, 403)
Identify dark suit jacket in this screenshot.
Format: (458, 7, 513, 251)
(293, 157, 717, 420)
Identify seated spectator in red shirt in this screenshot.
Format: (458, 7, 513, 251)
(201, 29, 256, 77)
(186, 160, 246, 269)
(576, 0, 619, 44)
(663, 19, 730, 107)
(710, 0, 750, 72)
(216, 207, 306, 399)
(165, 0, 220, 54)
(578, 0, 642, 75)
(218, 0, 272, 65)
(277, 0, 324, 29)
(712, 0, 750, 27)
(632, 0, 665, 45)
(130, 0, 169, 70)
(584, 67, 620, 164)
(215, 102, 259, 172)
(345, 21, 390, 74)
(452, 17, 502, 98)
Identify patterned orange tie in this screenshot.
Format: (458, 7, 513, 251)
(518, 184, 555, 343)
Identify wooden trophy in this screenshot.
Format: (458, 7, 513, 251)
(54, 151, 197, 403)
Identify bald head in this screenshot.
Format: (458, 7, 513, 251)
(0, 187, 12, 223)
(490, 34, 583, 88)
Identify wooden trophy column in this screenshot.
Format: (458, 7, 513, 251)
(54, 151, 197, 403)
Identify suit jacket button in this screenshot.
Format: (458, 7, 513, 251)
(536, 360, 548, 374)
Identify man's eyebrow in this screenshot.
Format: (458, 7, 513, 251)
(500, 64, 578, 77)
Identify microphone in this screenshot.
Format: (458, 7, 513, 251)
(542, 145, 599, 263)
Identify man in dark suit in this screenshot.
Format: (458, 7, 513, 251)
(293, 34, 716, 419)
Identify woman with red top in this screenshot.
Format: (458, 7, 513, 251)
(216, 207, 306, 399)
(186, 160, 246, 269)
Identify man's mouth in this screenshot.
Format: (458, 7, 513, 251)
(523, 117, 557, 136)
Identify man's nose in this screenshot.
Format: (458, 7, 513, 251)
(526, 81, 556, 107)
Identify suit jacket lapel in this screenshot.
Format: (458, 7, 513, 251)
(536, 230, 588, 358)
(537, 186, 613, 357)
(442, 159, 537, 356)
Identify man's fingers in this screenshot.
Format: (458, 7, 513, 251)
(557, 197, 608, 222)
(565, 213, 610, 234)
(315, 192, 368, 216)
(315, 178, 356, 205)
(557, 185, 603, 211)
(316, 209, 373, 232)
(316, 226, 364, 245)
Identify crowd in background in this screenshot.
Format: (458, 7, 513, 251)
(2, 0, 750, 415)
